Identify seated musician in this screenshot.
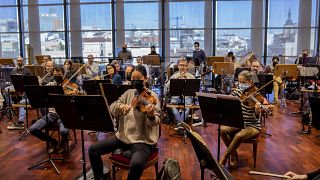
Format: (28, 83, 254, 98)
(111, 60, 122, 72)
(63, 59, 76, 84)
(29, 67, 77, 154)
(7, 57, 34, 130)
(40, 60, 55, 85)
(284, 169, 320, 180)
(88, 65, 160, 180)
(105, 64, 122, 85)
(83, 54, 100, 79)
(40, 56, 50, 67)
(123, 64, 134, 85)
(265, 56, 283, 103)
(220, 70, 267, 169)
(165, 57, 195, 125)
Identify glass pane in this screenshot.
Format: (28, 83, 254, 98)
(80, 4, 111, 30)
(216, 29, 251, 57)
(124, 3, 158, 29)
(0, 0, 17, 6)
(23, 6, 29, 32)
(169, 2, 204, 29)
(170, 30, 204, 57)
(41, 32, 65, 57)
(23, 0, 63, 5)
(267, 29, 298, 57)
(0, 7, 18, 32)
(269, 0, 299, 27)
(124, 30, 160, 57)
(78, 0, 111, 2)
(311, 0, 318, 27)
(310, 28, 316, 55)
(82, 31, 113, 59)
(0, 33, 19, 58)
(216, 0, 252, 28)
(39, 6, 64, 31)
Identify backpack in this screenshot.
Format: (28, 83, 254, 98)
(157, 158, 181, 180)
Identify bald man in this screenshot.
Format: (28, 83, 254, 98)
(118, 43, 132, 63)
(10, 57, 33, 76)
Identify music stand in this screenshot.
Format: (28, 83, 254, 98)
(25, 85, 64, 175)
(99, 83, 134, 105)
(35, 55, 51, 65)
(212, 62, 235, 93)
(169, 79, 200, 143)
(48, 94, 114, 180)
(142, 55, 161, 66)
(206, 56, 225, 66)
(82, 79, 112, 95)
(26, 65, 45, 76)
(274, 64, 298, 108)
(196, 92, 244, 161)
(180, 122, 234, 180)
(234, 68, 251, 81)
(0, 58, 15, 67)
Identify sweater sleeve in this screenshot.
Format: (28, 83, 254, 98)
(307, 169, 320, 180)
(110, 90, 129, 117)
(145, 92, 161, 127)
(0, 93, 4, 109)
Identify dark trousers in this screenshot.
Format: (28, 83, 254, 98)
(88, 136, 152, 180)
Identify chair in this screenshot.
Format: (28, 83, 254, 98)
(109, 146, 159, 180)
(243, 133, 260, 169)
(180, 122, 233, 180)
(48, 123, 77, 153)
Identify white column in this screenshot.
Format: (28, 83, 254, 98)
(164, 1, 170, 64)
(28, 0, 41, 62)
(70, 0, 82, 57)
(297, 0, 312, 54)
(204, 0, 213, 56)
(116, 0, 125, 56)
(250, 0, 264, 58)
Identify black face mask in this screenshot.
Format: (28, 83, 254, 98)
(126, 74, 131, 81)
(54, 76, 63, 84)
(273, 61, 278, 67)
(132, 80, 144, 91)
(122, 48, 126, 51)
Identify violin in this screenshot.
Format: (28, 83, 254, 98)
(131, 89, 157, 113)
(62, 79, 80, 95)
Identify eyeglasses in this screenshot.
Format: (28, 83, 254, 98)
(178, 64, 188, 67)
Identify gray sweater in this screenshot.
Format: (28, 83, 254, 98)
(110, 89, 160, 145)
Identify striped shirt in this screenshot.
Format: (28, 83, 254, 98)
(231, 89, 261, 130)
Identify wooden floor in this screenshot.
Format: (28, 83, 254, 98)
(0, 100, 320, 180)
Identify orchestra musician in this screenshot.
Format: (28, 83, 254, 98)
(165, 57, 195, 128)
(63, 59, 76, 83)
(118, 43, 133, 63)
(265, 56, 283, 103)
(7, 57, 33, 130)
(88, 65, 160, 180)
(123, 64, 134, 85)
(83, 54, 100, 79)
(193, 42, 206, 65)
(29, 67, 79, 154)
(40, 60, 55, 85)
(219, 70, 267, 169)
(40, 56, 50, 67)
(0, 92, 3, 110)
(105, 64, 122, 85)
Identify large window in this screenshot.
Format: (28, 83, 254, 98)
(169, 1, 205, 58)
(0, 3, 19, 58)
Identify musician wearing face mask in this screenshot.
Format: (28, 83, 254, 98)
(88, 65, 160, 180)
(220, 70, 266, 169)
(123, 64, 134, 85)
(29, 67, 72, 154)
(165, 57, 195, 127)
(118, 43, 133, 63)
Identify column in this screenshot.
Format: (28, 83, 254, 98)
(297, 0, 312, 54)
(115, 0, 125, 56)
(69, 0, 82, 57)
(204, 0, 213, 56)
(28, 0, 41, 63)
(250, 0, 264, 58)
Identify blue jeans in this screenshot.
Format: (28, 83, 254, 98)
(30, 112, 69, 142)
(17, 98, 29, 124)
(170, 96, 193, 122)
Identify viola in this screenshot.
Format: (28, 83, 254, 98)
(131, 89, 157, 113)
(239, 85, 264, 108)
(62, 79, 80, 95)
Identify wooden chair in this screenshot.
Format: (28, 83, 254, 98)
(109, 146, 159, 180)
(243, 133, 260, 169)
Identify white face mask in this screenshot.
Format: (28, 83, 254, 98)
(239, 83, 250, 91)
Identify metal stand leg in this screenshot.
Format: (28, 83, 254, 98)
(28, 156, 64, 175)
(18, 98, 30, 140)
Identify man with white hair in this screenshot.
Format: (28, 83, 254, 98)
(83, 54, 99, 79)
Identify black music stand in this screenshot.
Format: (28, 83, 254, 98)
(169, 79, 200, 143)
(196, 92, 244, 161)
(180, 122, 234, 180)
(82, 79, 111, 95)
(17, 75, 39, 140)
(48, 94, 114, 180)
(99, 83, 134, 105)
(25, 85, 64, 175)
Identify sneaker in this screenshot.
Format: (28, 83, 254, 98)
(7, 122, 24, 130)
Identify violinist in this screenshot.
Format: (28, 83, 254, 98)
(88, 65, 160, 180)
(165, 57, 195, 129)
(104, 64, 122, 85)
(220, 70, 267, 169)
(63, 59, 76, 84)
(29, 67, 72, 154)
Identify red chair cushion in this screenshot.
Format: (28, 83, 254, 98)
(111, 149, 158, 165)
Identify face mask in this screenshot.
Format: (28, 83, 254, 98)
(239, 83, 250, 91)
(272, 61, 278, 67)
(132, 80, 144, 91)
(126, 74, 131, 81)
(54, 76, 63, 84)
(122, 48, 126, 51)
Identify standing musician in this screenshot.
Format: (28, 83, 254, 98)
(29, 67, 79, 154)
(88, 65, 160, 180)
(165, 57, 195, 126)
(193, 42, 206, 65)
(265, 56, 283, 103)
(220, 70, 267, 169)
